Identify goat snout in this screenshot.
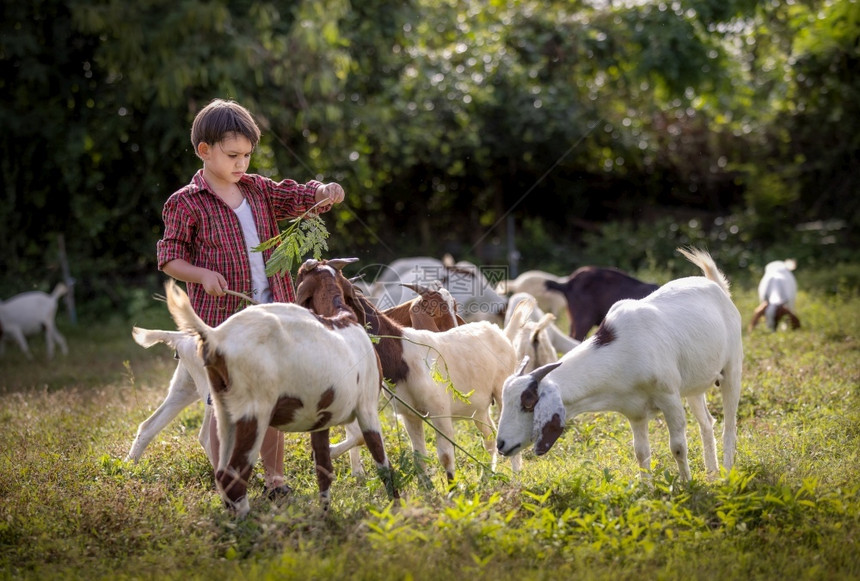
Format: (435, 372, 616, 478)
(497, 440, 520, 457)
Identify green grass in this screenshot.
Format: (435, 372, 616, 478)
(1, 283, 858, 580)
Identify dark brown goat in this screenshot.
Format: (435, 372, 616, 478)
(545, 267, 659, 341)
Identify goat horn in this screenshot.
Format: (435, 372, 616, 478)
(401, 281, 440, 295)
(327, 257, 359, 271)
(530, 361, 562, 383)
(515, 356, 530, 376)
(348, 274, 366, 283)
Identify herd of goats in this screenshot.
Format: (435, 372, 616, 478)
(0, 249, 800, 517)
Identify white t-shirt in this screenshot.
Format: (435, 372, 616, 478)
(233, 199, 273, 304)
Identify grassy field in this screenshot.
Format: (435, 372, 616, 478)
(1, 280, 858, 580)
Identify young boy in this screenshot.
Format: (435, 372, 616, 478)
(157, 98, 345, 497)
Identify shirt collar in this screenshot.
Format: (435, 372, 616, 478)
(188, 169, 254, 195)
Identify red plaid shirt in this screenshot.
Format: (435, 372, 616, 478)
(157, 169, 327, 326)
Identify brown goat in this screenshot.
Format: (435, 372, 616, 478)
(382, 283, 466, 331)
(545, 267, 659, 341)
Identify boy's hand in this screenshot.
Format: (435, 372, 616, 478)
(316, 183, 345, 205)
(200, 270, 229, 296)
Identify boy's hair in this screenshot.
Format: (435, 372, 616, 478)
(191, 99, 261, 150)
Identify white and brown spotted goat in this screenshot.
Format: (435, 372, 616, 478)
(164, 258, 398, 517)
(497, 248, 742, 482)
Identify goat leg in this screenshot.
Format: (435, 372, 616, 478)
(310, 430, 334, 511)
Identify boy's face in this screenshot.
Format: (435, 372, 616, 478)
(197, 132, 253, 186)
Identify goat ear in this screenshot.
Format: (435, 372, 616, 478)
(515, 356, 531, 376)
(533, 381, 566, 456)
(294, 277, 316, 308)
(409, 309, 439, 332)
(301, 258, 319, 272)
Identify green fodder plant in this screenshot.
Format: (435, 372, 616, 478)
(1, 280, 858, 580)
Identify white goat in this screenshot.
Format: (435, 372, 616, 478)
(161, 260, 399, 517)
(505, 292, 579, 355)
(503, 296, 560, 374)
(0, 283, 68, 359)
(750, 259, 800, 332)
(496, 270, 568, 321)
(332, 288, 520, 482)
(496, 248, 742, 482)
(126, 329, 216, 466)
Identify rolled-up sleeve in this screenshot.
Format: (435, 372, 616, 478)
(156, 195, 195, 270)
(255, 176, 329, 220)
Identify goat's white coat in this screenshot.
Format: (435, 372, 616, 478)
(395, 321, 518, 477)
(0, 283, 68, 359)
(127, 329, 215, 465)
(505, 292, 579, 355)
(332, 320, 519, 479)
(757, 260, 798, 330)
(496, 248, 742, 481)
(165, 278, 390, 517)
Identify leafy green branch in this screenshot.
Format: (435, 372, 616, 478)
(254, 201, 330, 277)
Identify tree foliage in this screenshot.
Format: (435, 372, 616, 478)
(1, 0, 857, 313)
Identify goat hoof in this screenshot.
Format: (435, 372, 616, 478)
(263, 484, 294, 501)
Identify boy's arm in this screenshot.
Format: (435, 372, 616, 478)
(163, 259, 229, 297)
(254, 176, 344, 220)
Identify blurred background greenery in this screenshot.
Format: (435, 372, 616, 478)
(1, 0, 857, 321)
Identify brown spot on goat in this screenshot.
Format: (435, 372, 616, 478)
(310, 413, 333, 432)
(216, 415, 258, 506)
(317, 386, 336, 411)
(310, 387, 336, 431)
(271, 395, 304, 427)
(310, 429, 334, 510)
(520, 380, 539, 412)
(203, 347, 230, 394)
(535, 413, 565, 456)
(363, 430, 400, 499)
(593, 321, 616, 347)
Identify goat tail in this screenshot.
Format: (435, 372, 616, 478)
(533, 313, 557, 339)
(677, 247, 731, 298)
(51, 282, 68, 300)
(164, 280, 212, 340)
(504, 296, 535, 341)
(131, 327, 188, 349)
